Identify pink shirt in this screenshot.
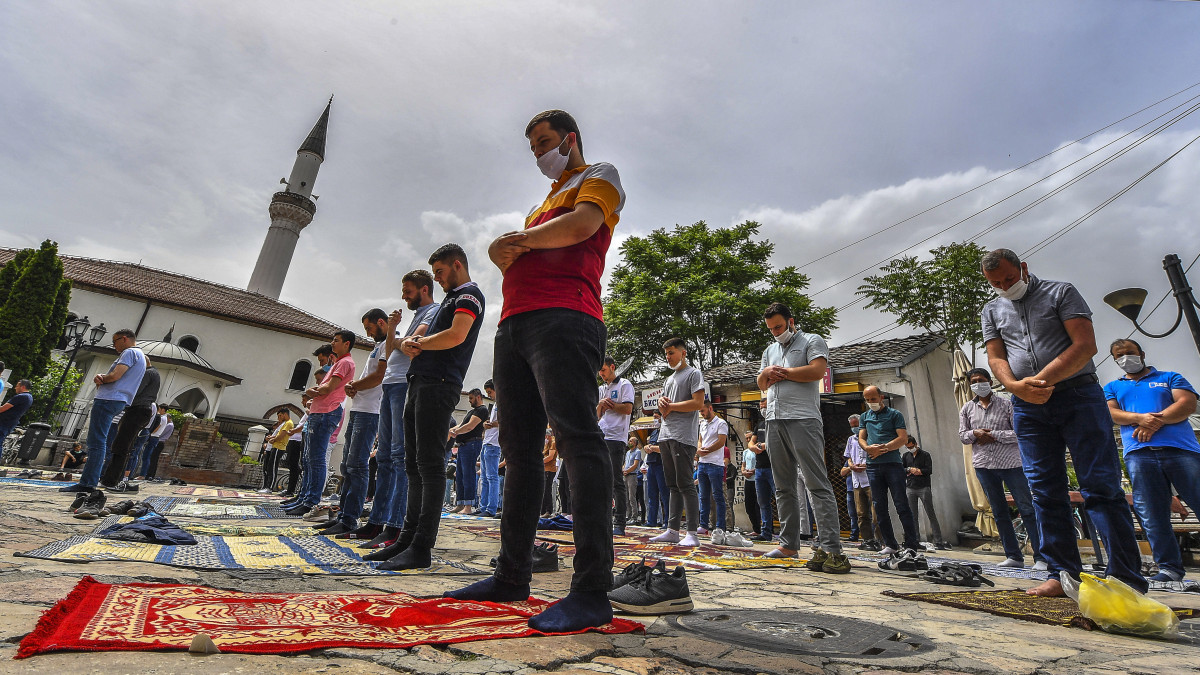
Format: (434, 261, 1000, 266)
(310, 353, 356, 414)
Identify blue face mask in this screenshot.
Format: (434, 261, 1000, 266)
(851, 426, 860, 434)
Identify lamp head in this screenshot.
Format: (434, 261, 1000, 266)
(1103, 288, 1148, 323)
(89, 322, 108, 345)
(66, 316, 90, 342)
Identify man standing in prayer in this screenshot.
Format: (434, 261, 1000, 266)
(598, 355, 635, 535)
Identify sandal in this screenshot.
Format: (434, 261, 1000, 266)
(921, 563, 994, 587)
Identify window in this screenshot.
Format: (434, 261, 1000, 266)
(287, 360, 312, 391)
(178, 335, 200, 353)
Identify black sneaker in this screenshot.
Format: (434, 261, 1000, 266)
(108, 500, 136, 515)
(608, 562, 693, 615)
(110, 480, 139, 494)
(58, 483, 91, 493)
(67, 491, 89, 513)
(72, 490, 107, 520)
(532, 542, 559, 573)
(612, 558, 658, 591)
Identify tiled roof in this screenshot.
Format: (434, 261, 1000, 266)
(0, 248, 366, 343)
(647, 333, 946, 387)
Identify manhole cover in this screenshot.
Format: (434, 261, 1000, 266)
(666, 610, 934, 658)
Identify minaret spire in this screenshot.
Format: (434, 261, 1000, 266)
(247, 99, 332, 299)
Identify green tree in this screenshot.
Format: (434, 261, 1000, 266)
(27, 355, 83, 426)
(31, 279, 72, 380)
(855, 241, 994, 365)
(0, 248, 34, 308)
(0, 240, 65, 379)
(604, 221, 837, 377)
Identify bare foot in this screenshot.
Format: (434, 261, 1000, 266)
(1026, 578, 1065, 597)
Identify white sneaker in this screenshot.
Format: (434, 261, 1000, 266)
(998, 558, 1025, 568)
(879, 546, 897, 556)
(724, 532, 754, 548)
(650, 529, 680, 544)
(256, 488, 271, 494)
(711, 528, 726, 546)
(1032, 560, 1049, 571)
(679, 532, 700, 547)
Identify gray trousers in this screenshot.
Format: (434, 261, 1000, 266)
(659, 438, 700, 532)
(766, 418, 842, 554)
(906, 486, 943, 543)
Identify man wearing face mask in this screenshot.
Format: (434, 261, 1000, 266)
(445, 110, 626, 632)
(1103, 338, 1200, 584)
(859, 385, 922, 560)
(757, 303, 849, 572)
(959, 367, 1044, 570)
(981, 248, 1146, 597)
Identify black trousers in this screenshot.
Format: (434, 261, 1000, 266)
(400, 375, 459, 550)
(494, 309, 611, 592)
(101, 404, 156, 486)
(743, 477, 761, 533)
(541, 471, 555, 514)
(607, 440, 629, 527)
(284, 439, 303, 494)
(261, 447, 282, 490)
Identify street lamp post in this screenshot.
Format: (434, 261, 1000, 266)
(1103, 253, 1200, 356)
(39, 316, 107, 425)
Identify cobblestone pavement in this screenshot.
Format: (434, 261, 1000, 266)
(1, 479, 1197, 674)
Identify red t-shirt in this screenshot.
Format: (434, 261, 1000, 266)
(501, 162, 625, 323)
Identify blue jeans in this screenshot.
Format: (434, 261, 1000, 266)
(975, 466, 1043, 563)
(124, 429, 152, 474)
(371, 382, 408, 527)
(139, 439, 163, 478)
(480, 443, 501, 514)
(1013, 383, 1146, 592)
(645, 461, 668, 526)
(338, 411, 379, 525)
(755, 467, 777, 536)
(697, 463, 726, 530)
(455, 438, 483, 505)
(1125, 446, 1200, 579)
(866, 462, 920, 550)
(298, 409, 343, 507)
(846, 476, 859, 539)
(79, 399, 127, 488)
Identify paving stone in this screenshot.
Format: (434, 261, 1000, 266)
(0, 575, 81, 605)
(449, 633, 613, 669)
(643, 635, 731, 661)
(585, 656, 723, 675)
(0, 650, 397, 674)
(0, 602, 43, 642)
(720, 648, 825, 674)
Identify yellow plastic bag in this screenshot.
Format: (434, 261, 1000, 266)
(1075, 573, 1179, 638)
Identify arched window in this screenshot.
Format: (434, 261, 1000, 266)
(288, 360, 312, 391)
(178, 335, 200, 353)
(170, 388, 210, 417)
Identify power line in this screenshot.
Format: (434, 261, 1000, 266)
(796, 80, 1200, 271)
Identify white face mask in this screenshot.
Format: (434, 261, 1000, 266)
(867, 401, 882, 412)
(775, 326, 795, 345)
(1116, 354, 1144, 374)
(671, 359, 687, 371)
(970, 382, 993, 398)
(995, 270, 1030, 301)
(536, 136, 572, 181)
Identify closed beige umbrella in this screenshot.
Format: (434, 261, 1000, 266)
(954, 349, 998, 537)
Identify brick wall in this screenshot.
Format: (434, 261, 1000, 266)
(158, 418, 261, 488)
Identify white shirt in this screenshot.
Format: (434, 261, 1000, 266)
(698, 415, 728, 466)
(350, 342, 386, 413)
(483, 403, 499, 445)
(843, 435, 870, 489)
(598, 377, 635, 442)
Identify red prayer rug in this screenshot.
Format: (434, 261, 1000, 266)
(17, 576, 644, 658)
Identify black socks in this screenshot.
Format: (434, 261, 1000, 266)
(443, 576, 531, 602)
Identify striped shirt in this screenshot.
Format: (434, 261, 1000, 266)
(501, 162, 625, 323)
(958, 395, 1021, 470)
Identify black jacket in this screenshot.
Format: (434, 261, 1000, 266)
(902, 448, 933, 490)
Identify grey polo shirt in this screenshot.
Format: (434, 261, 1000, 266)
(980, 275, 1096, 381)
(760, 332, 828, 421)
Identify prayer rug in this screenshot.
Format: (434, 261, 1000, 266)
(143, 496, 287, 519)
(16, 534, 486, 576)
(95, 516, 315, 538)
(0, 476, 66, 488)
(883, 589, 1195, 630)
(172, 487, 284, 499)
(17, 576, 644, 658)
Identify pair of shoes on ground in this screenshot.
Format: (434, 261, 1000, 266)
(99, 479, 139, 494)
(750, 532, 775, 542)
(878, 547, 928, 571)
(70, 490, 108, 519)
(608, 558, 693, 615)
(15, 469, 44, 479)
(711, 529, 755, 548)
(921, 562, 994, 587)
(858, 539, 883, 552)
(649, 529, 699, 547)
(488, 542, 559, 573)
(803, 547, 853, 574)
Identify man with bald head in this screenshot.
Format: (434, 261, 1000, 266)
(858, 385, 921, 556)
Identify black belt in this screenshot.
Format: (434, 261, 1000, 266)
(1056, 373, 1099, 389)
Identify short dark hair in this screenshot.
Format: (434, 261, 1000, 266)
(333, 330, 356, 350)
(402, 269, 434, 294)
(428, 243, 468, 269)
(763, 302, 792, 321)
(906, 436, 918, 445)
(1110, 338, 1144, 355)
(362, 308, 387, 324)
(276, 409, 290, 417)
(525, 110, 582, 154)
(663, 337, 687, 351)
(469, 388, 483, 397)
(313, 344, 333, 357)
(965, 368, 991, 382)
(602, 355, 617, 367)
(0, 360, 5, 370)
(981, 248, 1021, 271)
(16, 379, 31, 389)
(113, 328, 136, 341)
(483, 379, 494, 391)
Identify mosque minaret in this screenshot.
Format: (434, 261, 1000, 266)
(247, 97, 331, 299)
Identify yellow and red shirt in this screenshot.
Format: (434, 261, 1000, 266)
(501, 162, 625, 323)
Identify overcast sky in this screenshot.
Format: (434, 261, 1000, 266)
(4, 1, 1200, 389)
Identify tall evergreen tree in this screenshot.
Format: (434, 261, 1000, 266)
(31, 279, 73, 379)
(0, 248, 34, 309)
(0, 240, 65, 379)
